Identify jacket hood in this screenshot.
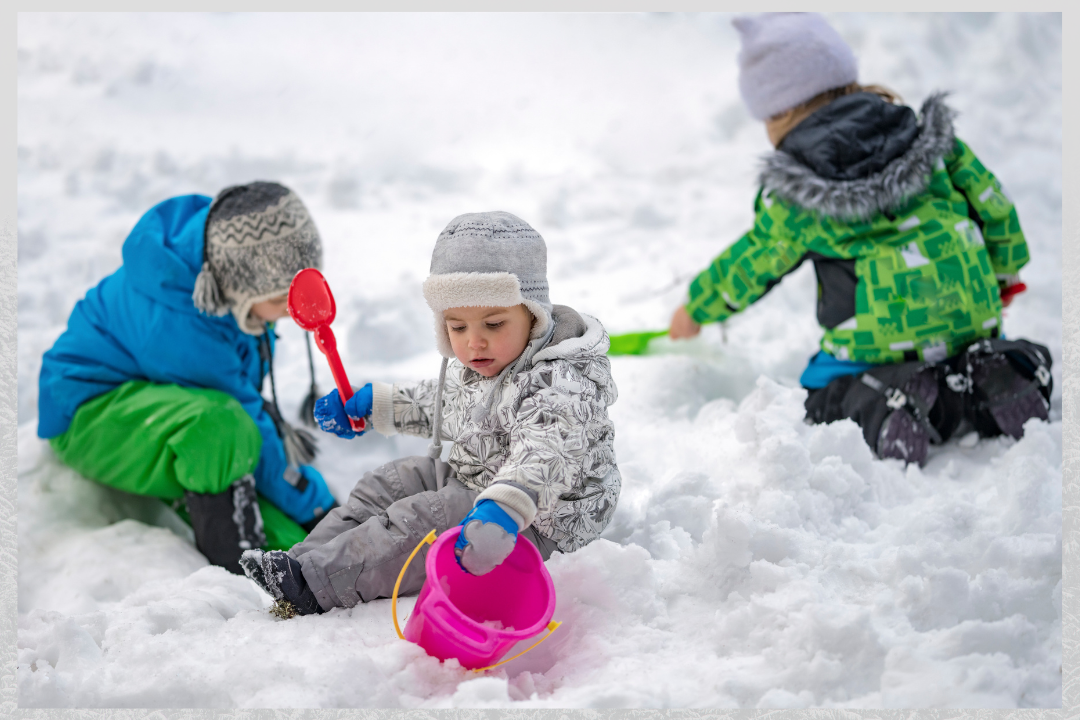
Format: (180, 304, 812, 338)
(121, 194, 213, 312)
(759, 93, 956, 222)
(532, 305, 617, 407)
(532, 305, 609, 366)
(778, 92, 919, 181)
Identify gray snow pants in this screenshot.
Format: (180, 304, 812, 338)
(288, 455, 557, 610)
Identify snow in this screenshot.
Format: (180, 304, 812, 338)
(16, 12, 1062, 708)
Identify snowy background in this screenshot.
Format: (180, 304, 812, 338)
(16, 12, 1062, 708)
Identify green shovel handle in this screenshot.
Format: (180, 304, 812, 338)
(607, 330, 667, 356)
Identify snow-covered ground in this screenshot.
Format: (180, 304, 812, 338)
(16, 12, 1062, 708)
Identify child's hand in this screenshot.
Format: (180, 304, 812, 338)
(454, 499, 523, 575)
(669, 306, 701, 340)
(313, 385, 372, 439)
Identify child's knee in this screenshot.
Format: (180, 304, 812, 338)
(346, 455, 449, 510)
(190, 391, 259, 439)
(172, 393, 262, 494)
(389, 455, 453, 495)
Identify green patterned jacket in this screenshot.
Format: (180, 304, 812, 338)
(686, 94, 1029, 365)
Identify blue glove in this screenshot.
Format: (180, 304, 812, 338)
(313, 385, 372, 439)
(454, 499, 523, 575)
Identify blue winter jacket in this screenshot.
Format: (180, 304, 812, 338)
(37, 194, 334, 524)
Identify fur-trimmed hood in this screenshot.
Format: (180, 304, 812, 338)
(759, 93, 956, 222)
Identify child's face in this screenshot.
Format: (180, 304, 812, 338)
(250, 294, 290, 323)
(444, 304, 534, 377)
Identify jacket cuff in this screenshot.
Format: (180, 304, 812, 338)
(476, 482, 537, 528)
(370, 382, 397, 436)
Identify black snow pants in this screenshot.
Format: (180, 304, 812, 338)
(805, 338, 1053, 461)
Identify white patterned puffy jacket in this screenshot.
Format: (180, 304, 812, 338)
(369, 305, 620, 553)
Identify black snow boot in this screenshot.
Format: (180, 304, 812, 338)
(962, 338, 1052, 439)
(240, 549, 324, 617)
(875, 368, 940, 466)
(184, 474, 266, 575)
(876, 409, 930, 466)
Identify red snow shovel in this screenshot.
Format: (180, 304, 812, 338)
(288, 268, 365, 433)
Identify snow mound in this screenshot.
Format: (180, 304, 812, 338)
(17, 378, 1062, 707)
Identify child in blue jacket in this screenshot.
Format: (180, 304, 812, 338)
(38, 181, 337, 573)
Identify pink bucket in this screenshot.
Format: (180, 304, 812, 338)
(400, 526, 557, 670)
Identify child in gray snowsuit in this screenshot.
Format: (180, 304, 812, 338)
(241, 211, 621, 615)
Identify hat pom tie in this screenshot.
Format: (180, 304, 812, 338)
(193, 261, 230, 316)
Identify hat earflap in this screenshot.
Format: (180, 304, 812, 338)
(192, 262, 230, 316)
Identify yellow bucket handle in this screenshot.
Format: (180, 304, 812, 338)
(469, 620, 562, 672)
(391, 529, 563, 673)
(392, 529, 436, 640)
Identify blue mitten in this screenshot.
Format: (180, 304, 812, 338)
(313, 385, 372, 439)
(454, 499, 524, 575)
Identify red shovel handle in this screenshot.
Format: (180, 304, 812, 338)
(314, 326, 366, 432)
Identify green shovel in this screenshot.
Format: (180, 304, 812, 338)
(607, 330, 668, 356)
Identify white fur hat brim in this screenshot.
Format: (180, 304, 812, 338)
(423, 271, 553, 358)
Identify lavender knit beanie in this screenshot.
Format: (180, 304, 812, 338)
(733, 12, 859, 121)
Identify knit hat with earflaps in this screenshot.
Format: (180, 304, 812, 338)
(422, 211, 553, 358)
(734, 12, 859, 121)
(193, 181, 323, 335)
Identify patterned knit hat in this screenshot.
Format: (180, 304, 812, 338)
(733, 12, 859, 120)
(422, 211, 552, 359)
(193, 182, 323, 335)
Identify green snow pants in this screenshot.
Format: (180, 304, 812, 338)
(49, 380, 307, 551)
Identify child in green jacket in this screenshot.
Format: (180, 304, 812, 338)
(670, 13, 1051, 465)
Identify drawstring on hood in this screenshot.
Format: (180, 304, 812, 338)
(427, 357, 450, 459)
(298, 331, 320, 428)
(258, 327, 318, 469)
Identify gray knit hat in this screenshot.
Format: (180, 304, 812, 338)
(422, 211, 552, 359)
(193, 181, 323, 335)
(734, 12, 858, 120)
